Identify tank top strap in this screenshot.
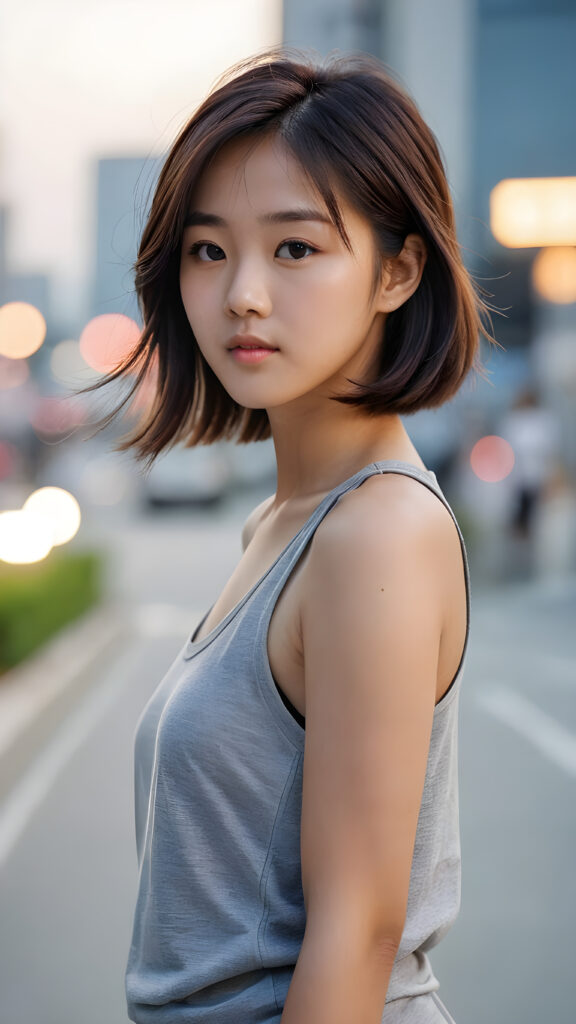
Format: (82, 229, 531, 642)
(262, 459, 467, 586)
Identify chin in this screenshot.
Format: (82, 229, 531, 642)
(217, 379, 294, 410)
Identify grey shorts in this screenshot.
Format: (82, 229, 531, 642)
(381, 990, 457, 1023)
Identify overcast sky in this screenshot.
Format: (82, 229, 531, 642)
(0, 0, 281, 323)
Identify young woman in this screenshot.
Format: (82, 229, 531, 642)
(93, 50, 493, 1024)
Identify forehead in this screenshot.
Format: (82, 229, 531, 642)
(190, 134, 324, 214)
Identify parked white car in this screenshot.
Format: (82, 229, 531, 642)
(142, 443, 233, 509)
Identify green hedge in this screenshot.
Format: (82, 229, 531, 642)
(0, 549, 104, 674)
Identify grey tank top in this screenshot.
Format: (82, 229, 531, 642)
(125, 460, 471, 1024)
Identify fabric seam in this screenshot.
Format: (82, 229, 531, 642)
(256, 750, 303, 993)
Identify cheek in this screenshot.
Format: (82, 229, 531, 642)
(292, 264, 373, 333)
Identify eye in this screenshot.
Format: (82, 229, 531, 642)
(187, 242, 226, 262)
(275, 240, 317, 261)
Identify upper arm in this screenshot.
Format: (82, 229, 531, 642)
(299, 475, 455, 949)
(241, 494, 274, 552)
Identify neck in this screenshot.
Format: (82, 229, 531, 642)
(266, 398, 423, 506)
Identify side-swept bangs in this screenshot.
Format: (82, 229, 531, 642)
(82, 49, 496, 463)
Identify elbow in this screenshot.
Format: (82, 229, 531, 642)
(303, 907, 404, 968)
(360, 913, 405, 967)
(356, 909, 405, 963)
(370, 929, 402, 968)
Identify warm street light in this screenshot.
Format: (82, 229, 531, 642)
(532, 246, 576, 304)
(490, 177, 576, 248)
(0, 302, 47, 359)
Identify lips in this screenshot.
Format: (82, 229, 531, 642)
(227, 334, 278, 351)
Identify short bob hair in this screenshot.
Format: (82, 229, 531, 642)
(85, 49, 495, 461)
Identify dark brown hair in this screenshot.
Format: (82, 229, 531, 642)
(82, 48, 496, 463)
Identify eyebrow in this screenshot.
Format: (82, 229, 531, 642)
(183, 208, 334, 229)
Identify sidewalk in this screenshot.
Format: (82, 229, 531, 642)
(0, 603, 133, 804)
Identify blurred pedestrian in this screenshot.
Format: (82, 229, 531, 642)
(500, 385, 562, 573)
(82, 50, 495, 1023)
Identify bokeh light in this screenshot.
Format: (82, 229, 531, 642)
(532, 246, 576, 304)
(79, 313, 141, 373)
(490, 177, 576, 248)
(0, 302, 47, 359)
(50, 338, 96, 386)
(23, 486, 81, 545)
(470, 435, 515, 483)
(0, 509, 53, 564)
(0, 354, 29, 389)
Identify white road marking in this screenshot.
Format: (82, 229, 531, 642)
(476, 685, 576, 777)
(0, 644, 142, 868)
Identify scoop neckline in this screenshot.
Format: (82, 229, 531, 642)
(182, 459, 437, 659)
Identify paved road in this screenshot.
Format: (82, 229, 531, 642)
(0, 495, 574, 1023)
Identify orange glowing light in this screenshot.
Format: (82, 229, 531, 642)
(470, 435, 515, 483)
(0, 355, 29, 389)
(490, 177, 576, 248)
(532, 246, 576, 304)
(79, 314, 141, 373)
(0, 302, 47, 358)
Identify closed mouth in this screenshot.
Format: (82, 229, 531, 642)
(228, 335, 277, 351)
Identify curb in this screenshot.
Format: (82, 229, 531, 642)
(0, 603, 133, 804)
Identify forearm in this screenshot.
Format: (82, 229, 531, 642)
(280, 924, 398, 1024)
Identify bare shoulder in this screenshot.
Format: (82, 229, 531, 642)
(241, 493, 275, 551)
(309, 470, 460, 573)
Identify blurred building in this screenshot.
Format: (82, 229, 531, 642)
(474, 0, 576, 351)
(283, 0, 383, 57)
(0, 205, 52, 319)
(90, 156, 162, 323)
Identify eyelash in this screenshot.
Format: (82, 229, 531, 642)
(186, 239, 319, 262)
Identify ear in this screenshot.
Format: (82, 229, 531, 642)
(375, 234, 427, 313)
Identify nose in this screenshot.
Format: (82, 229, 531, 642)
(225, 257, 272, 319)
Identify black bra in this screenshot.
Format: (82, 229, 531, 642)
(275, 681, 305, 729)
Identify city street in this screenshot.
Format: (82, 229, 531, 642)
(2, 3, 576, 1023)
(0, 492, 574, 1024)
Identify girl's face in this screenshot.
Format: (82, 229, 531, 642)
(179, 134, 389, 413)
